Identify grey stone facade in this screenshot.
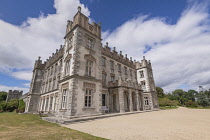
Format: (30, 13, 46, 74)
(6, 90, 23, 102)
(25, 7, 158, 117)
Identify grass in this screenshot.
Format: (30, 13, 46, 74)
(0, 113, 107, 140)
(159, 106, 178, 110)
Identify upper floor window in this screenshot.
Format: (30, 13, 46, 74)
(102, 73, 106, 85)
(55, 63, 58, 73)
(111, 76, 115, 82)
(51, 66, 53, 75)
(61, 89, 68, 109)
(87, 38, 94, 49)
(130, 69, 132, 77)
(141, 81, 146, 86)
(118, 64, 121, 73)
(110, 61, 114, 73)
(85, 60, 93, 76)
(64, 60, 71, 76)
(85, 89, 93, 107)
(140, 70, 144, 78)
(102, 56, 106, 67)
(68, 37, 73, 48)
(124, 67, 127, 75)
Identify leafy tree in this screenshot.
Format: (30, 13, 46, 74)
(172, 89, 185, 97)
(0, 101, 7, 111)
(0, 91, 7, 101)
(156, 87, 165, 98)
(6, 99, 19, 112)
(185, 90, 197, 101)
(18, 99, 25, 113)
(197, 92, 210, 107)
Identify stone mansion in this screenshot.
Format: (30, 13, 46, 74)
(24, 7, 158, 118)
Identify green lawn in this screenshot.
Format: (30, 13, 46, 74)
(0, 113, 107, 140)
(159, 106, 178, 110)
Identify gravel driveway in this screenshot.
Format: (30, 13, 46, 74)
(62, 107, 210, 140)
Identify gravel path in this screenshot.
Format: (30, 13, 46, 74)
(62, 107, 210, 140)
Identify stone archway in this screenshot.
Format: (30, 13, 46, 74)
(124, 91, 130, 112)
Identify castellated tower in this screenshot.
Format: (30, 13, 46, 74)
(136, 56, 158, 109)
(25, 57, 45, 113)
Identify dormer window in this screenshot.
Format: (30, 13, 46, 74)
(87, 38, 94, 49)
(140, 70, 144, 78)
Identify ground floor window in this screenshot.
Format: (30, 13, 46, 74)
(102, 94, 106, 106)
(85, 89, 93, 107)
(61, 89, 67, 109)
(144, 97, 149, 105)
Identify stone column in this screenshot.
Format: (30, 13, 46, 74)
(129, 89, 133, 112)
(43, 97, 47, 111)
(47, 96, 51, 111)
(40, 98, 44, 111)
(118, 88, 125, 113)
(52, 95, 55, 111)
(136, 90, 140, 111)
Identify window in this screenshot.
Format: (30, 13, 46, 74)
(102, 56, 106, 67)
(55, 63, 58, 73)
(144, 97, 149, 105)
(45, 83, 48, 92)
(59, 59, 62, 71)
(141, 81, 146, 86)
(48, 69, 50, 76)
(111, 76, 115, 82)
(68, 37, 73, 48)
(64, 60, 71, 76)
(118, 64, 121, 73)
(130, 69, 132, 77)
(102, 94, 106, 106)
(140, 70, 144, 78)
(49, 81, 51, 91)
(124, 67, 127, 75)
(52, 79, 55, 90)
(61, 89, 68, 109)
(110, 61, 114, 73)
(51, 66, 53, 75)
(87, 38, 94, 49)
(85, 89, 93, 107)
(102, 73, 106, 85)
(85, 60, 93, 76)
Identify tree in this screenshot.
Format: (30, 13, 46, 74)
(6, 99, 19, 112)
(0, 91, 7, 102)
(172, 89, 185, 97)
(156, 87, 165, 98)
(197, 92, 210, 107)
(18, 99, 25, 113)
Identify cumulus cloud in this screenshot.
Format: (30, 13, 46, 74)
(0, 0, 90, 91)
(103, 3, 210, 92)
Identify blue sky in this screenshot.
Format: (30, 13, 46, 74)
(0, 0, 210, 93)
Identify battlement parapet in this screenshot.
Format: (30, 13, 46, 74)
(101, 43, 136, 69)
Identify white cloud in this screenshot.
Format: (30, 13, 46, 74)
(103, 3, 210, 92)
(0, 0, 90, 81)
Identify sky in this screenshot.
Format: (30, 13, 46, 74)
(0, 0, 210, 93)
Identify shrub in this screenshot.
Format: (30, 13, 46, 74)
(185, 100, 198, 107)
(18, 99, 25, 113)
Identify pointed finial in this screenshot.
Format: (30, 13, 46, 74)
(78, 6, 81, 12)
(143, 56, 145, 60)
(106, 42, 108, 46)
(38, 56, 41, 60)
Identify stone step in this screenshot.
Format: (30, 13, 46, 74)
(42, 109, 160, 124)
